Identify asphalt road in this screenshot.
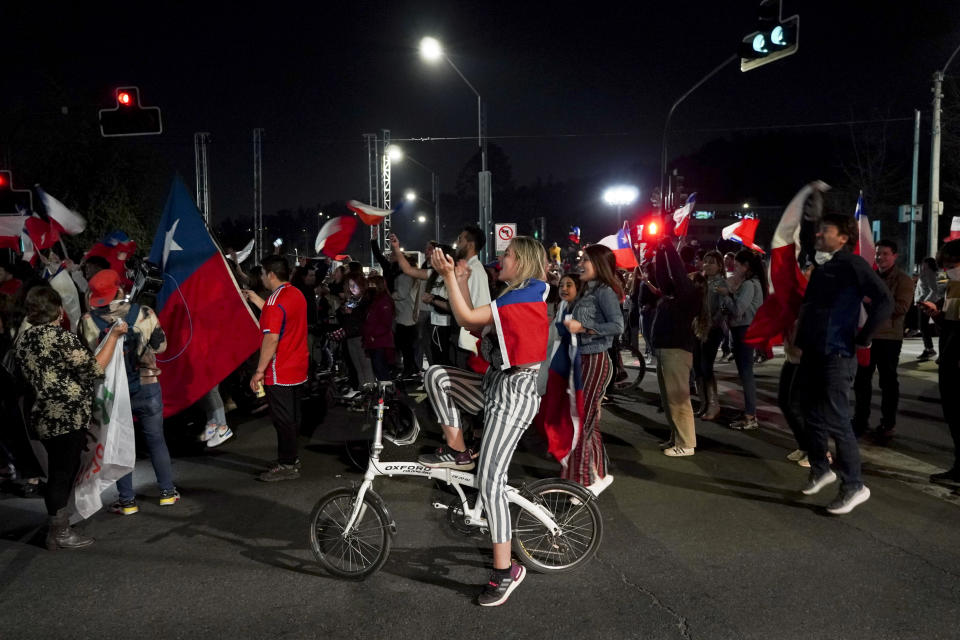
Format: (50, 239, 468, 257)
(2, 338, 959, 640)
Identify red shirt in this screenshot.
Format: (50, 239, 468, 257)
(260, 283, 308, 386)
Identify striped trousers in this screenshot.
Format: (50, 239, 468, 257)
(562, 351, 611, 486)
(425, 364, 540, 542)
(424, 365, 484, 429)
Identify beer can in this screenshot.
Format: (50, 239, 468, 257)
(255, 381, 266, 398)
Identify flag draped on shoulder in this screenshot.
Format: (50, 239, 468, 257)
(534, 302, 584, 469)
(489, 279, 549, 369)
(598, 227, 639, 269)
(853, 193, 875, 269)
(672, 192, 696, 237)
(744, 181, 828, 348)
(148, 176, 262, 417)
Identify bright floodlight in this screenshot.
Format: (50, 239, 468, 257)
(603, 185, 640, 207)
(420, 37, 444, 62)
(386, 145, 403, 161)
(405, 190, 417, 202)
(742, 202, 750, 209)
(417, 215, 427, 223)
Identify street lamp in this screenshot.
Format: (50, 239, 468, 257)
(390, 144, 441, 241)
(419, 35, 489, 260)
(603, 185, 640, 227)
(405, 190, 417, 202)
(417, 215, 427, 224)
(386, 144, 403, 162)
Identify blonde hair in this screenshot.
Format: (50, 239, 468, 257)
(499, 236, 546, 297)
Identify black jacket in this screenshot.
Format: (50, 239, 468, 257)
(651, 240, 701, 353)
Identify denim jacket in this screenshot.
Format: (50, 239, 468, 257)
(571, 281, 624, 354)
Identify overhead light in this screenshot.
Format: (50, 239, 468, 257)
(419, 37, 443, 62)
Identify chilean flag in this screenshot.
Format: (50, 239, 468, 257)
(672, 192, 696, 237)
(148, 177, 262, 417)
(945, 216, 960, 243)
(721, 217, 764, 254)
(37, 187, 86, 236)
(84, 231, 138, 289)
(315, 215, 357, 258)
(598, 227, 639, 270)
(744, 182, 828, 348)
(853, 193, 875, 269)
(489, 278, 550, 369)
(0, 214, 28, 250)
(24, 215, 58, 250)
(346, 200, 397, 226)
(534, 302, 584, 469)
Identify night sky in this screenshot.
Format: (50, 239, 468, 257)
(5, 1, 960, 250)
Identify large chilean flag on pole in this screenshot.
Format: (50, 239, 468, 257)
(148, 177, 262, 417)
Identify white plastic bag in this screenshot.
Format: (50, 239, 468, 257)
(70, 333, 135, 520)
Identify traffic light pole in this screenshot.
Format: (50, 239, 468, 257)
(659, 54, 737, 212)
(928, 42, 960, 258)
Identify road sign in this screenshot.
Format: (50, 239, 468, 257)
(494, 223, 516, 254)
(899, 204, 923, 223)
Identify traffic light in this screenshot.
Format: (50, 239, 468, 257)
(640, 216, 662, 244)
(99, 86, 163, 137)
(0, 170, 33, 214)
(531, 216, 546, 241)
(739, 0, 799, 72)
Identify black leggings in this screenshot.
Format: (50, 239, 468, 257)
(777, 362, 807, 451)
(41, 429, 87, 516)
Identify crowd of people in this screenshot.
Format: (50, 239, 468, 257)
(2, 201, 960, 606)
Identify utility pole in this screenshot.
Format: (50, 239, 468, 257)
(910, 110, 920, 269)
(253, 128, 263, 265)
(930, 71, 944, 258)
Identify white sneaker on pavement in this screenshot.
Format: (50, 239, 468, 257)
(588, 474, 614, 496)
(664, 446, 694, 457)
(206, 426, 234, 448)
(801, 470, 837, 495)
(201, 423, 217, 442)
(826, 485, 871, 515)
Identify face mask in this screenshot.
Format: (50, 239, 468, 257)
(814, 251, 835, 265)
(946, 266, 960, 281)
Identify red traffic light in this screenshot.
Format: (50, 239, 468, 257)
(640, 216, 662, 244)
(0, 173, 6, 188)
(117, 91, 133, 106)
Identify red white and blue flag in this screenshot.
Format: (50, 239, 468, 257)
(853, 193, 875, 269)
(315, 215, 358, 258)
(148, 177, 262, 417)
(745, 182, 827, 348)
(721, 217, 764, 254)
(346, 200, 398, 226)
(534, 302, 585, 469)
(672, 192, 696, 237)
(598, 226, 639, 270)
(489, 278, 549, 369)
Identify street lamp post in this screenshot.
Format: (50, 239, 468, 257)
(603, 185, 640, 228)
(389, 145, 441, 242)
(420, 36, 489, 261)
(929, 42, 960, 257)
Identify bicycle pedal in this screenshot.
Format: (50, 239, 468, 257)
(431, 501, 450, 511)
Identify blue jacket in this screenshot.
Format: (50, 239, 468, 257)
(571, 281, 624, 354)
(796, 250, 892, 357)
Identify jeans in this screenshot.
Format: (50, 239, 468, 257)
(801, 353, 862, 489)
(346, 337, 375, 387)
(265, 383, 303, 465)
(853, 338, 902, 433)
(116, 383, 175, 502)
(730, 325, 757, 415)
(369, 348, 392, 381)
(920, 309, 935, 350)
(693, 325, 724, 382)
(201, 385, 226, 426)
(778, 362, 807, 451)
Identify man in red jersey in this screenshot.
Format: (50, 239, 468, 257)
(244, 255, 309, 481)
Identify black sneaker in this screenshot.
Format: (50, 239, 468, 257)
(110, 499, 140, 515)
(477, 562, 525, 607)
(258, 461, 301, 482)
(825, 485, 871, 515)
(418, 446, 475, 471)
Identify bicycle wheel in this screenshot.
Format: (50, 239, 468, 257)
(309, 488, 393, 579)
(512, 480, 602, 573)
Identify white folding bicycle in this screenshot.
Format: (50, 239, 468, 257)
(308, 381, 603, 579)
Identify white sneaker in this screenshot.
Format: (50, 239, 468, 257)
(786, 449, 806, 462)
(826, 485, 871, 515)
(801, 469, 837, 495)
(664, 446, 694, 457)
(206, 426, 234, 448)
(201, 423, 217, 442)
(587, 474, 614, 496)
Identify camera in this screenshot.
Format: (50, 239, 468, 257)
(125, 255, 164, 304)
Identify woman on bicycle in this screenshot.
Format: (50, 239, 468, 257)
(430, 236, 550, 607)
(563, 244, 623, 496)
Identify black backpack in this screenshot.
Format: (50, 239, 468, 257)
(90, 304, 143, 395)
